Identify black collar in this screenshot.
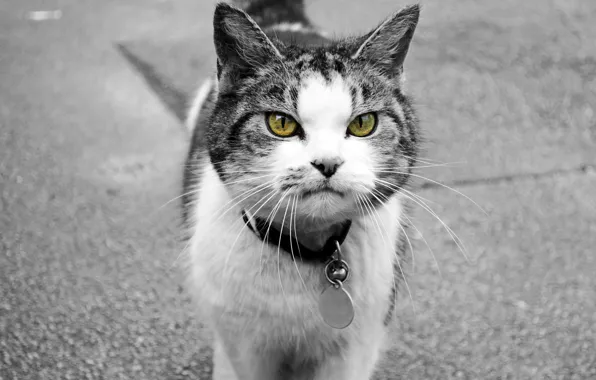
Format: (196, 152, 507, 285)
(241, 210, 352, 263)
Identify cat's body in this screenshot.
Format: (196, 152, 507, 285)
(182, 1, 420, 379)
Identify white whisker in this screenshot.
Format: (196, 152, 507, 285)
(220, 188, 279, 297)
(402, 212, 442, 278)
(375, 179, 469, 263)
(223, 173, 277, 186)
(291, 195, 304, 263)
(371, 189, 416, 271)
(362, 191, 416, 312)
(375, 171, 487, 215)
(277, 193, 293, 307)
(213, 181, 275, 222)
(289, 195, 307, 287)
(156, 188, 199, 211)
(373, 162, 465, 171)
(259, 189, 291, 288)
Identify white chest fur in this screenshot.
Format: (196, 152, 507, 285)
(186, 162, 403, 354)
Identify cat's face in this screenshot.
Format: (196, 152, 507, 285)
(207, 4, 419, 222)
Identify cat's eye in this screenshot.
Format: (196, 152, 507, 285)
(347, 113, 377, 137)
(266, 113, 299, 137)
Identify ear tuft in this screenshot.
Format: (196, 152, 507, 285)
(213, 2, 282, 73)
(353, 4, 420, 76)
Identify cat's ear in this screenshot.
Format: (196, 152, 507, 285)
(213, 3, 282, 74)
(352, 4, 420, 76)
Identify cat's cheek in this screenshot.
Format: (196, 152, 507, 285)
(271, 139, 310, 175)
(337, 160, 376, 191)
(339, 139, 377, 190)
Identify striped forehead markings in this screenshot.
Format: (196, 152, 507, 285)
(290, 50, 346, 76)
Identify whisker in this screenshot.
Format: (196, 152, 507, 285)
(374, 171, 487, 215)
(218, 170, 279, 175)
(375, 179, 469, 263)
(375, 179, 466, 257)
(373, 161, 465, 170)
(386, 154, 447, 166)
(354, 193, 366, 219)
(290, 195, 308, 292)
(373, 177, 436, 205)
(259, 189, 291, 288)
(361, 191, 416, 313)
(260, 190, 289, 256)
(169, 232, 193, 271)
(220, 188, 279, 292)
(402, 212, 442, 278)
(396, 186, 470, 261)
(213, 181, 275, 223)
(362, 192, 390, 249)
(369, 189, 416, 321)
(290, 195, 304, 266)
(214, 181, 272, 215)
(277, 193, 293, 307)
(360, 194, 395, 264)
(223, 173, 277, 186)
(371, 189, 416, 271)
(156, 188, 199, 211)
(393, 151, 451, 165)
(186, 166, 278, 174)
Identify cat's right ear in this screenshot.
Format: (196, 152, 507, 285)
(213, 3, 282, 78)
(351, 4, 420, 77)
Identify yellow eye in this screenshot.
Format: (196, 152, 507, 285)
(266, 113, 299, 137)
(347, 113, 377, 137)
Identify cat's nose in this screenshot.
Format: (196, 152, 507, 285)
(311, 157, 344, 178)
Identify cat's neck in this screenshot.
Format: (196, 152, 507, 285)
(248, 211, 352, 252)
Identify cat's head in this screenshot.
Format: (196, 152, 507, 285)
(206, 3, 420, 222)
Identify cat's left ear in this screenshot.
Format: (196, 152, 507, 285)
(213, 3, 282, 75)
(352, 4, 420, 76)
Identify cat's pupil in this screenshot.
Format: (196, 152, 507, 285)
(273, 114, 286, 130)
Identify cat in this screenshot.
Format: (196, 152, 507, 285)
(182, 1, 420, 379)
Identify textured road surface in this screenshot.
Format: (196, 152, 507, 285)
(1, 0, 596, 379)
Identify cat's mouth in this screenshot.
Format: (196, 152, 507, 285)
(302, 186, 344, 198)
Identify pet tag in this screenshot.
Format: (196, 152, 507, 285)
(319, 282, 354, 329)
(319, 241, 354, 329)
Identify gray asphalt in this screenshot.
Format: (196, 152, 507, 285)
(1, 0, 596, 379)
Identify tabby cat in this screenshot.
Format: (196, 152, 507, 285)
(182, 1, 421, 378)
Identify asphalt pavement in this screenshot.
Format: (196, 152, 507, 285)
(1, 0, 595, 379)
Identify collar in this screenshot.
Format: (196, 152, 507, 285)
(241, 210, 352, 263)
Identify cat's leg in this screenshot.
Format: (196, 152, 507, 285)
(212, 329, 282, 380)
(313, 329, 387, 380)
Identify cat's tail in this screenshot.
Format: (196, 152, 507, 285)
(229, 0, 311, 29)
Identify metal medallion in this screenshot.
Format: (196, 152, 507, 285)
(318, 282, 354, 329)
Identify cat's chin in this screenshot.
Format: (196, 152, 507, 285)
(295, 192, 361, 222)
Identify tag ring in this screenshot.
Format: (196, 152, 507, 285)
(324, 259, 350, 286)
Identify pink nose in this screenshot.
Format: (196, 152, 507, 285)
(311, 157, 344, 178)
